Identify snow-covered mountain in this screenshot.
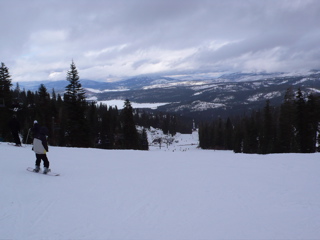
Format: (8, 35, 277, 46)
(18, 70, 320, 120)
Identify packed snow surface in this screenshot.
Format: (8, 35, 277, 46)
(1, 131, 320, 239)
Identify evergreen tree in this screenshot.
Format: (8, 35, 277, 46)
(0, 62, 12, 107)
(36, 84, 51, 127)
(233, 119, 245, 153)
(305, 94, 318, 152)
(279, 87, 297, 152)
(295, 88, 308, 152)
(260, 100, 275, 154)
(243, 112, 259, 153)
(214, 117, 224, 149)
(95, 104, 112, 149)
(198, 122, 208, 149)
(224, 118, 234, 150)
(64, 61, 86, 104)
(140, 128, 149, 150)
(13, 83, 21, 100)
(0, 62, 13, 141)
(121, 99, 139, 149)
(64, 61, 90, 147)
(87, 102, 98, 147)
(49, 89, 59, 145)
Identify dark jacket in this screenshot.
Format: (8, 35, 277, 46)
(31, 123, 40, 137)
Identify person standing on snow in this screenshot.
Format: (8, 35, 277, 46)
(8, 115, 21, 146)
(32, 124, 50, 174)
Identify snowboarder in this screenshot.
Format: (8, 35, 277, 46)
(8, 115, 21, 146)
(32, 124, 50, 174)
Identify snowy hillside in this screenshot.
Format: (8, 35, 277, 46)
(146, 127, 199, 151)
(1, 132, 320, 239)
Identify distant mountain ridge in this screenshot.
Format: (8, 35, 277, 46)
(17, 71, 320, 120)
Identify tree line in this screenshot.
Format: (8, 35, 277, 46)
(5, 59, 318, 154)
(0, 61, 192, 150)
(0, 61, 149, 149)
(199, 87, 320, 154)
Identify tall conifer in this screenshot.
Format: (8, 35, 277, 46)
(64, 61, 90, 147)
(121, 99, 139, 149)
(279, 87, 297, 152)
(0, 62, 12, 107)
(0, 62, 12, 141)
(295, 88, 307, 152)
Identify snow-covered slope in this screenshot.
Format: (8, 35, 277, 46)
(146, 127, 199, 151)
(1, 135, 320, 239)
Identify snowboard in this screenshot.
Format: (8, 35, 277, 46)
(8, 143, 26, 147)
(27, 167, 60, 176)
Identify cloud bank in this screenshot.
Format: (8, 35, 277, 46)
(1, 0, 320, 82)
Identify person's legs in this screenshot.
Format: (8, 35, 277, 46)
(35, 154, 41, 167)
(34, 154, 42, 172)
(41, 154, 50, 168)
(41, 154, 50, 174)
(12, 131, 21, 145)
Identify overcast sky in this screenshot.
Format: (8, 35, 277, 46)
(1, 0, 320, 82)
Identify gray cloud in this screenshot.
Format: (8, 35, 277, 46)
(1, 0, 320, 82)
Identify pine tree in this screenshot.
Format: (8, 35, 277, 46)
(121, 99, 139, 149)
(260, 100, 275, 154)
(233, 119, 245, 153)
(224, 117, 234, 150)
(0, 62, 12, 107)
(279, 87, 297, 152)
(64, 61, 86, 104)
(305, 94, 318, 152)
(140, 128, 149, 150)
(214, 117, 224, 149)
(243, 113, 259, 153)
(199, 122, 209, 149)
(0, 62, 13, 141)
(87, 102, 98, 147)
(295, 88, 307, 152)
(49, 89, 59, 146)
(36, 84, 51, 126)
(64, 61, 90, 147)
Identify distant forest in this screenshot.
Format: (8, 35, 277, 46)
(199, 87, 320, 154)
(2, 61, 320, 154)
(0, 61, 190, 150)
